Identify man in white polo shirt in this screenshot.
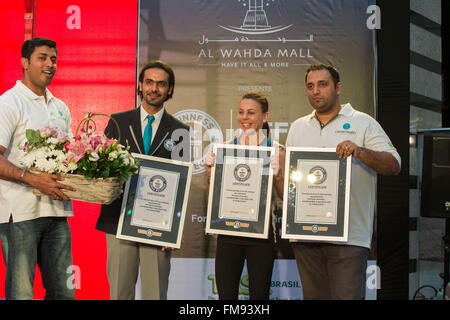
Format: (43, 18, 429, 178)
(0, 37, 75, 299)
(286, 63, 401, 300)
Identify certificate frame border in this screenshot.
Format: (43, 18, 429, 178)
(281, 147, 351, 242)
(116, 153, 193, 248)
(206, 144, 275, 239)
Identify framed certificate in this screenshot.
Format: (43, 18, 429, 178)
(282, 147, 351, 242)
(206, 144, 275, 239)
(116, 153, 193, 248)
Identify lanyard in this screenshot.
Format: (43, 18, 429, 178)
(232, 137, 272, 147)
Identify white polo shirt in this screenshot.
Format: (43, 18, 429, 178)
(0, 80, 73, 223)
(286, 103, 401, 248)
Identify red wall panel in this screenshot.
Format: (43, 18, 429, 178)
(0, 0, 138, 299)
(0, 1, 25, 94)
(0, 0, 26, 299)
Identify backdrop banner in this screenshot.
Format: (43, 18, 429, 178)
(138, 0, 377, 299)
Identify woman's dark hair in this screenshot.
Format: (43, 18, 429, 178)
(240, 91, 270, 136)
(138, 60, 175, 100)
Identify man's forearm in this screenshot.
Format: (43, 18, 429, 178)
(358, 147, 401, 176)
(0, 150, 73, 200)
(0, 154, 25, 184)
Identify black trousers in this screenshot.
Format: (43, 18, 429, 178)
(215, 239, 275, 300)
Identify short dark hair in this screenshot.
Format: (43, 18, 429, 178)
(22, 37, 57, 60)
(138, 60, 175, 100)
(305, 63, 340, 87)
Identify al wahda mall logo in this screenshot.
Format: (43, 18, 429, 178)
(197, 0, 314, 67)
(219, 0, 293, 35)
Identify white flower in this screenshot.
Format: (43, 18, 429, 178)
(20, 151, 37, 168)
(117, 151, 129, 165)
(129, 156, 135, 168)
(89, 152, 99, 162)
(108, 151, 119, 161)
(47, 137, 59, 145)
(19, 146, 70, 174)
(35, 157, 50, 172)
(56, 161, 76, 173)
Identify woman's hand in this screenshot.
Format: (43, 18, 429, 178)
(204, 152, 216, 192)
(204, 152, 216, 178)
(271, 148, 285, 198)
(204, 152, 216, 168)
(270, 148, 285, 180)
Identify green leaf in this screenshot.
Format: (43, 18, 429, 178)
(102, 166, 110, 178)
(112, 159, 120, 168)
(25, 129, 41, 144)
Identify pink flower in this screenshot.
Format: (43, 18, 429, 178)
(89, 135, 103, 150)
(64, 141, 74, 151)
(40, 126, 54, 138)
(57, 130, 69, 143)
(65, 141, 90, 163)
(105, 139, 115, 148)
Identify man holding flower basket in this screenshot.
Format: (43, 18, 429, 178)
(0, 38, 75, 300)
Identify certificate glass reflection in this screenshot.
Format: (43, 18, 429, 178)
(218, 156, 263, 222)
(206, 144, 274, 239)
(131, 167, 180, 232)
(116, 153, 193, 249)
(282, 147, 351, 242)
(294, 160, 339, 225)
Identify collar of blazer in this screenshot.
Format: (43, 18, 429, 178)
(127, 108, 174, 156)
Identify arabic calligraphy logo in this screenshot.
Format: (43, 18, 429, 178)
(219, 0, 293, 35)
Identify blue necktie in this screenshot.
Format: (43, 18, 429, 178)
(143, 115, 155, 154)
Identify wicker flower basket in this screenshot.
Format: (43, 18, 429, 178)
(31, 170, 124, 204)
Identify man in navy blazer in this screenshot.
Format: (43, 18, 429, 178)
(96, 60, 190, 300)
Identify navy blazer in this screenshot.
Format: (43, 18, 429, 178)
(95, 107, 190, 234)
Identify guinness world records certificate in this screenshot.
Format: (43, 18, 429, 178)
(218, 155, 262, 222)
(206, 144, 274, 238)
(130, 167, 179, 231)
(296, 159, 339, 225)
(282, 147, 351, 242)
(117, 154, 193, 248)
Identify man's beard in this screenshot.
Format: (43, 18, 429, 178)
(144, 91, 167, 107)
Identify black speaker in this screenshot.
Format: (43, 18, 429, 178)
(421, 135, 450, 218)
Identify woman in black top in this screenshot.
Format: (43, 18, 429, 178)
(205, 91, 285, 300)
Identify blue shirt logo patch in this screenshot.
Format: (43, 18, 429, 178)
(343, 123, 351, 130)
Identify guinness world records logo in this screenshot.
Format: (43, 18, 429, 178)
(234, 164, 251, 182)
(174, 109, 223, 174)
(309, 166, 327, 184)
(149, 175, 167, 192)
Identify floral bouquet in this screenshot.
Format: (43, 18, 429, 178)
(19, 114, 140, 204)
